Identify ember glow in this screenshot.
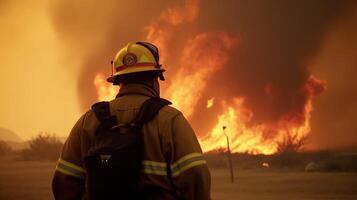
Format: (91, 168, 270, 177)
(93, 0, 327, 155)
(262, 163, 270, 168)
(207, 98, 215, 109)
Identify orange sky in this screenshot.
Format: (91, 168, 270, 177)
(0, 0, 81, 140)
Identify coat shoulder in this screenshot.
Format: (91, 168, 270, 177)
(159, 105, 182, 117)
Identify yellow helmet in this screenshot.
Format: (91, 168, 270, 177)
(107, 42, 165, 83)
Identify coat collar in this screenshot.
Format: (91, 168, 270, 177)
(116, 83, 159, 98)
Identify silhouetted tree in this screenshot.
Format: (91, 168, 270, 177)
(274, 131, 308, 167)
(276, 131, 307, 154)
(21, 132, 63, 160)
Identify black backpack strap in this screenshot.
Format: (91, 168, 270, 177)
(91, 102, 117, 136)
(132, 97, 172, 127)
(132, 97, 177, 196)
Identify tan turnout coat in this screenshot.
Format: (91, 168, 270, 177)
(52, 84, 211, 200)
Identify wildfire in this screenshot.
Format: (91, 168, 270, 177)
(163, 32, 236, 118)
(200, 98, 277, 155)
(200, 75, 325, 154)
(92, 0, 326, 155)
(145, 0, 199, 65)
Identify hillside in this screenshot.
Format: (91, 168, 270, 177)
(0, 128, 22, 142)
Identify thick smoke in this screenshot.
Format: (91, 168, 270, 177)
(197, 0, 345, 123)
(50, 0, 356, 149)
(309, 3, 357, 150)
(50, 0, 172, 108)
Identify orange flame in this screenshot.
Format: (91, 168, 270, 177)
(200, 98, 277, 154)
(144, 0, 237, 118)
(163, 32, 236, 117)
(200, 75, 326, 154)
(93, 73, 118, 101)
(145, 0, 199, 64)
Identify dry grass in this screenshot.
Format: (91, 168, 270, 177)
(211, 169, 357, 200)
(0, 156, 356, 200)
(0, 156, 55, 200)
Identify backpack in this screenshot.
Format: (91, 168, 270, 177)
(84, 97, 171, 200)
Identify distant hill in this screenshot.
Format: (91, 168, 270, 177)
(5, 141, 29, 150)
(0, 127, 22, 142)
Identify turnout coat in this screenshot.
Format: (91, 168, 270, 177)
(52, 83, 211, 200)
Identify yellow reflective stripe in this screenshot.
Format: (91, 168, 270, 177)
(142, 160, 167, 176)
(142, 168, 167, 176)
(172, 160, 206, 177)
(56, 158, 86, 179)
(58, 158, 86, 173)
(171, 153, 206, 177)
(56, 165, 83, 179)
(141, 153, 207, 177)
(142, 160, 166, 167)
(171, 153, 203, 169)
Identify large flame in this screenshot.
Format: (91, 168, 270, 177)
(93, 0, 326, 155)
(145, 0, 199, 65)
(163, 32, 236, 117)
(200, 98, 276, 155)
(93, 73, 118, 102)
(201, 75, 326, 154)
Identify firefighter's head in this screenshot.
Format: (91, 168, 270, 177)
(107, 42, 165, 87)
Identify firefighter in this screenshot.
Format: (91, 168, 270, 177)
(52, 42, 211, 200)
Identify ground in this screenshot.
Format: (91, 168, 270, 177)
(211, 169, 357, 200)
(0, 156, 356, 200)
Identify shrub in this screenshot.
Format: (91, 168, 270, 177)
(274, 132, 308, 167)
(0, 140, 12, 156)
(21, 133, 63, 161)
(276, 132, 307, 154)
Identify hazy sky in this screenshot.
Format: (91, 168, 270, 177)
(0, 0, 81, 140)
(0, 0, 356, 151)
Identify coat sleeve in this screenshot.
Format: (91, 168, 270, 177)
(52, 113, 87, 200)
(169, 113, 211, 200)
